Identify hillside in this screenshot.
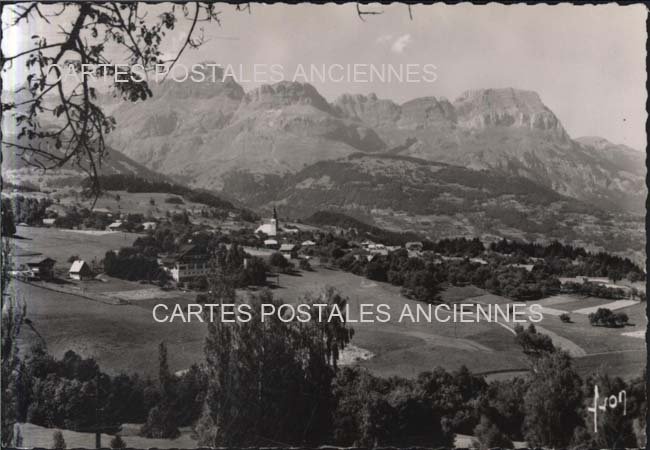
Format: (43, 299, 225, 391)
(103, 77, 645, 214)
(223, 153, 644, 258)
(1, 134, 168, 192)
(304, 210, 423, 245)
(106, 69, 385, 187)
(335, 89, 645, 213)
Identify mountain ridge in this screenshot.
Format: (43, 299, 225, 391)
(69, 77, 645, 215)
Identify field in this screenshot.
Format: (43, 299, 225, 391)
(10, 226, 645, 383)
(18, 423, 197, 449)
(11, 225, 137, 270)
(18, 422, 511, 449)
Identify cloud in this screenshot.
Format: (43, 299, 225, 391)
(376, 33, 394, 44)
(391, 34, 412, 53)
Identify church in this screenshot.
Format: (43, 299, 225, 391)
(255, 206, 279, 237)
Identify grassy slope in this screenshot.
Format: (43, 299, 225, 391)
(11, 227, 643, 381)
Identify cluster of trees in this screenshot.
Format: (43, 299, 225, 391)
(206, 243, 268, 288)
(103, 248, 162, 282)
(337, 250, 559, 302)
(140, 343, 206, 438)
(514, 324, 555, 356)
(337, 249, 442, 303)
(423, 237, 485, 257)
(313, 234, 643, 302)
(2, 196, 52, 229)
(9, 286, 646, 448)
(563, 281, 628, 300)
(164, 196, 184, 205)
(87, 174, 259, 221)
(14, 346, 149, 431)
(52, 207, 111, 230)
(305, 211, 422, 246)
(16, 344, 206, 440)
(2, 199, 17, 236)
(588, 308, 630, 328)
(333, 366, 483, 446)
(490, 238, 644, 281)
(196, 284, 353, 446)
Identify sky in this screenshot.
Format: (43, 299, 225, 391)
(2, 3, 647, 149)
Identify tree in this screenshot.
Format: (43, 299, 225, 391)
(523, 351, 584, 447)
(473, 415, 513, 449)
(299, 258, 312, 271)
(588, 308, 629, 328)
(51, 430, 66, 449)
(243, 256, 268, 286)
(583, 373, 637, 448)
(139, 342, 179, 439)
(109, 435, 126, 449)
(197, 258, 352, 446)
(269, 251, 288, 269)
(1, 241, 24, 447)
(607, 268, 622, 284)
(2, 3, 223, 198)
(1, 201, 16, 236)
(477, 377, 528, 441)
(514, 324, 555, 356)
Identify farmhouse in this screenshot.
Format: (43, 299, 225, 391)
(280, 243, 297, 259)
(264, 239, 279, 249)
(405, 241, 423, 252)
(107, 220, 124, 231)
(68, 260, 93, 281)
(163, 244, 210, 284)
(25, 257, 56, 281)
(42, 218, 56, 227)
(142, 221, 157, 231)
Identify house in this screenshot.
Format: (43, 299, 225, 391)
(360, 240, 375, 249)
(509, 263, 534, 272)
(405, 241, 423, 252)
(42, 218, 56, 227)
(264, 239, 279, 249)
(162, 244, 210, 284)
(25, 257, 56, 281)
(68, 260, 93, 281)
(301, 240, 316, 247)
(280, 243, 297, 259)
(142, 221, 157, 231)
(107, 220, 124, 231)
(469, 257, 488, 265)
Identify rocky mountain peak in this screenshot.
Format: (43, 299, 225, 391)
(241, 81, 333, 114)
(155, 63, 245, 101)
(398, 96, 457, 129)
(453, 87, 566, 136)
(334, 93, 401, 127)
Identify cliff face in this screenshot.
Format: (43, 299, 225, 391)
(453, 88, 567, 138)
(103, 78, 644, 213)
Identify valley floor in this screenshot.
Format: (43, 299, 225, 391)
(14, 261, 645, 381)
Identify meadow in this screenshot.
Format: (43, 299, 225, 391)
(10, 226, 644, 382)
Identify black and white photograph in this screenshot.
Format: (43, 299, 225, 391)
(0, 2, 647, 448)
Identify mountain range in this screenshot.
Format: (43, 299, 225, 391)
(3, 67, 644, 258)
(104, 68, 644, 216)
